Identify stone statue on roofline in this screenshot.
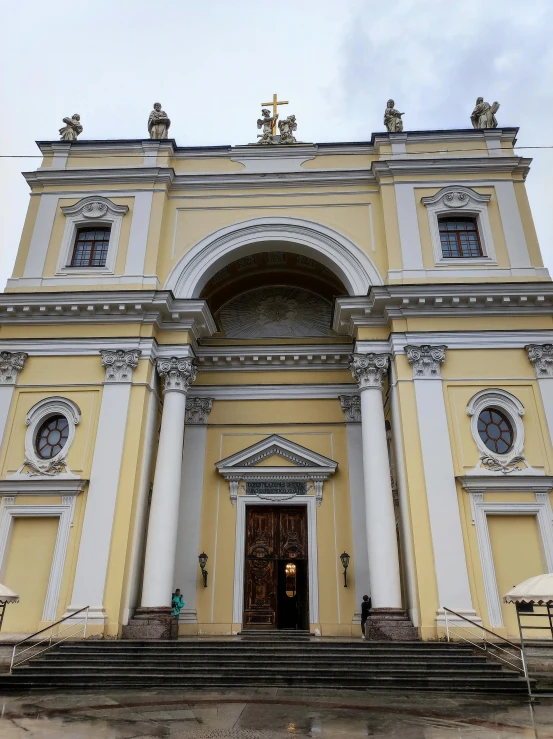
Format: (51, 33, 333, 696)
(257, 108, 278, 145)
(148, 102, 171, 139)
(383, 99, 404, 133)
(470, 97, 500, 129)
(278, 114, 297, 145)
(59, 114, 83, 141)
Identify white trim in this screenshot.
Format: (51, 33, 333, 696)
(232, 495, 319, 626)
(344, 422, 369, 622)
(0, 386, 15, 458)
(124, 191, 153, 277)
(163, 216, 383, 298)
(188, 384, 357, 400)
(421, 186, 496, 267)
(0, 495, 78, 621)
(56, 196, 129, 276)
(494, 181, 531, 269)
(15, 397, 81, 478)
(395, 184, 424, 271)
(67, 381, 132, 623)
(465, 489, 553, 627)
(23, 194, 59, 279)
(412, 376, 478, 623)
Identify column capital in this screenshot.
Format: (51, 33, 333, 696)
(349, 353, 389, 390)
(156, 356, 197, 393)
(526, 344, 553, 378)
(0, 351, 28, 385)
(405, 345, 446, 379)
(100, 349, 141, 383)
(339, 395, 361, 422)
(185, 397, 213, 424)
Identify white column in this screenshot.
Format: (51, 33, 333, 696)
(526, 344, 553, 449)
(68, 349, 141, 624)
(405, 345, 479, 626)
(173, 397, 213, 624)
(350, 354, 402, 609)
(141, 357, 196, 608)
(0, 353, 28, 452)
(339, 395, 369, 622)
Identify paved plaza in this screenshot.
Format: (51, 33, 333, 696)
(0, 688, 551, 738)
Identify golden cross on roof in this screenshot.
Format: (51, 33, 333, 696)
(261, 93, 289, 136)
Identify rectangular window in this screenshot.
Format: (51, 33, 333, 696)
(69, 227, 111, 267)
(439, 217, 483, 258)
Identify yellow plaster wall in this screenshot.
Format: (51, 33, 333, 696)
(514, 182, 544, 268)
(2, 517, 59, 632)
(488, 515, 546, 636)
(10, 195, 40, 279)
(172, 158, 244, 173)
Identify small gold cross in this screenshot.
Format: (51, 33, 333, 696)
(261, 93, 289, 135)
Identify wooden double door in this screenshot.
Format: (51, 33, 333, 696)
(243, 506, 309, 630)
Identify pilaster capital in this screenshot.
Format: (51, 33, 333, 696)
(526, 344, 553, 378)
(100, 349, 141, 383)
(339, 395, 361, 422)
(156, 357, 197, 394)
(185, 397, 213, 424)
(349, 353, 389, 390)
(405, 345, 446, 379)
(0, 351, 28, 385)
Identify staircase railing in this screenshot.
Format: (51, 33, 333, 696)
(443, 607, 532, 699)
(10, 606, 89, 673)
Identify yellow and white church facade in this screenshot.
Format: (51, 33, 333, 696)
(0, 122, 552, 641)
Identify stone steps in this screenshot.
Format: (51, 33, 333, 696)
(0, 639, 533, 694)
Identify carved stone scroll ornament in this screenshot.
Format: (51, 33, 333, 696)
(406, 345, 447, 379)
(526, 344, 553, 378)
(339, 395, 361, 422)
(185, 397, 213, 424)
(349, 353, 390, 390)
(0, 352, 28, 385)
(100, 349, 141, 383)
(156, 357, 197, 393)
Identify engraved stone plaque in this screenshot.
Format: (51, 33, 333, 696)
(246, 481, 306, 496)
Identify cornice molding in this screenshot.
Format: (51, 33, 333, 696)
(0, 478, 87, 495)
(459, 475, 553, 494)
(23, 167, 175, 188)
(333, 283, 553, 334)
(372, 156, 531, 182)
(0, 291, 216, 339)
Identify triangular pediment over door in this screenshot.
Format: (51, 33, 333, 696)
(215, 434, 337, 506)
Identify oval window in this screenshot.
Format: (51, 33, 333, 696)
(35, 415, 69, 459)
(477, 408, 513, 455)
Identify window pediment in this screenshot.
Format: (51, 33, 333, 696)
(216, 434, 337, 506)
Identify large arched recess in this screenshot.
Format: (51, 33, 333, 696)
(164, 217, 383, 298)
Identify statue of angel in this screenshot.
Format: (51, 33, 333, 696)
(470, 97, 500, 129)
(59, 114, 83, 141)
(278, 114, 297, 145)
(383, 100, 404, 133)
(148, 102, 171, 139)
(257, 108, 278, 145)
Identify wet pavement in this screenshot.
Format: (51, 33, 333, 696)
(0, 687, 551, 738)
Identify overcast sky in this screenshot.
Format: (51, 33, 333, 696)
(1, 0, 552, 289)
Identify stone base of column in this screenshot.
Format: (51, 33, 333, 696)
(365, 608, 418, 641)
(121, 607, 178, 640)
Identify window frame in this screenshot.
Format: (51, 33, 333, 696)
(422, 186, 497, 267)
(56, 196, 128, 276)
(466, 389, 525, 471)
(21, 397, 81, 476)
(438, 216, 483, 259)
(69, 226, 112, 268)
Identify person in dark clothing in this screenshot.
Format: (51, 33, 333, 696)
(361, 594, 371, 639)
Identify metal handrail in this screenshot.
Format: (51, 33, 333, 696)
(443, 606, 533, 699)
(10, 606, 89, 673)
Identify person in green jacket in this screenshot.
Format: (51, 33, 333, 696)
(171, 588, 185, 619)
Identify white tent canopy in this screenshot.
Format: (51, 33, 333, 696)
(504, 574, 553, 605)
(0, 583, 19, 604)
